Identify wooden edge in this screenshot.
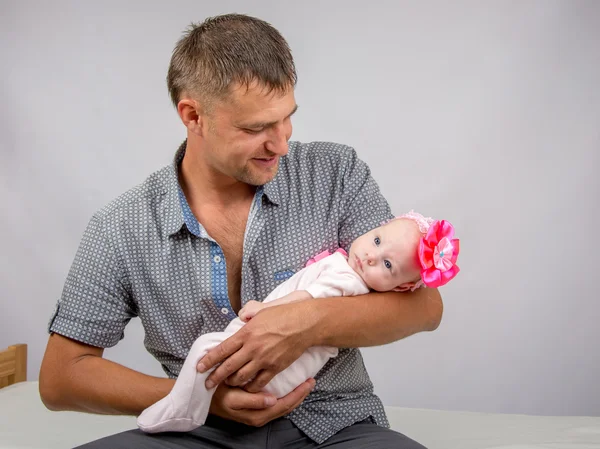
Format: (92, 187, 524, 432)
(0, 343, 27, 388)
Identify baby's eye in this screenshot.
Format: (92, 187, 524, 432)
(374, 237, 381, 246)
(384, 260, 392, 270)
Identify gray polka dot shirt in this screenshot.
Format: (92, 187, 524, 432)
(48, 140, 394, 443)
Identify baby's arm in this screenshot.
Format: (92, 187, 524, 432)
(239, 290, 314, 322)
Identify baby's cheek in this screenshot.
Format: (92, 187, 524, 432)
(367, 274, 387, 292)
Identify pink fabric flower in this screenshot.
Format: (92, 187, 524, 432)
(418, 220, 460, 288)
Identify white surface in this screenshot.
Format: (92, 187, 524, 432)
(1, 0, 600, 418)
(1, 382, 600, 449)
(0, 382, 136, 449)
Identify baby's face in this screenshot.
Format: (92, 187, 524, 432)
(348, 219, 423, 292)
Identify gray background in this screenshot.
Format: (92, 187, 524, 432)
(1, 0, 599, 416)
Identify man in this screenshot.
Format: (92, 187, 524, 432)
(39, 13, 442, 448)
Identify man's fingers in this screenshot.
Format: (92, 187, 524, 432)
(226, 361, 261, 388)
(219, 379, 315, 427)
(264, 378, 315, 419)
(282, 378, 315, 408)
(198, 336, 243, 374)
(243, 369, 276, 393)
(226, 388, 277, 411)
(204, 348, 252, 389)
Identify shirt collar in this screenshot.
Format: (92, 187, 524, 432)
(163, 141, 187, 237)
(262, 174, 283, 206)
(261, 141, 296, 206)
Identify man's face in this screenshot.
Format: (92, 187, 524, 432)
(200, 82, 297, 186)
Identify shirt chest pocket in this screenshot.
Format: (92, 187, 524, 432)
(245, 227, 339, 303)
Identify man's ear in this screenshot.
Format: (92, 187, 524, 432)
(178, 98, 206, 137)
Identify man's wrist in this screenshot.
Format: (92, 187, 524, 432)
(295, 298, 328, 347)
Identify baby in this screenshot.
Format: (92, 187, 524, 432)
(137, 210, 460, 433)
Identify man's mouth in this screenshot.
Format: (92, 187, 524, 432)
(253, 157, 277, 168)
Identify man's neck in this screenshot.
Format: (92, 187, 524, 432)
(179, 149, 255, 210)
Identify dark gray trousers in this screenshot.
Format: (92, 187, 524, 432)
(75, 416, 427, 448)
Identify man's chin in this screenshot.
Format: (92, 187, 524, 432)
(239, 164, 279, 186)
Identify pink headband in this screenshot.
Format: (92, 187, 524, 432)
(388, 210, 460, 291)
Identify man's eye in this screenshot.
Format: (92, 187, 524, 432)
(244, 128, 261, 134)
(374, 237, 380, 246)
(384, 260, 392, 270)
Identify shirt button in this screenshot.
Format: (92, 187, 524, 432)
(214, 255, 222, 263)
(221, 308, 229, 315)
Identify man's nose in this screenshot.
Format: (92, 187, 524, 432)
(265, 122, 291, 156)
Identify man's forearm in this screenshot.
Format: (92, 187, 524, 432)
(308, 287, 443, 348)
(39, 335, 174, 415)
(42, 355, 174, 415)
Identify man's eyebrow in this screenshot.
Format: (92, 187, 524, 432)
(238, 104, 298, 129)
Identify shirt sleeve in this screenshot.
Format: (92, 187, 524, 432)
(337, 147, 394, 251)
(47, 213, 137, 348)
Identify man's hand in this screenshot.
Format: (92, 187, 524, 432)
(209, 378, 315, 427)
(198, 301, 317, 393)
(198, 288, 442, 395)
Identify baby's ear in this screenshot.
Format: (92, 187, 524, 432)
(393, 282, 416, 292)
